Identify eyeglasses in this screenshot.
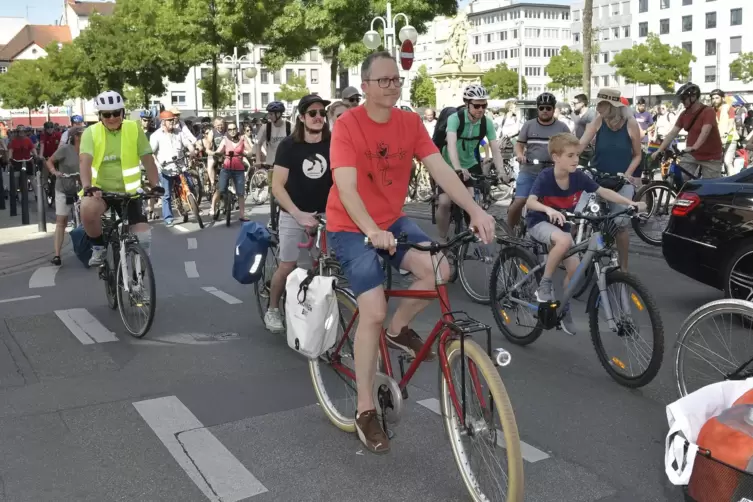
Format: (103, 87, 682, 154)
(538, 106, 553, 112)
(346, 96, 361, 103)
(227, 127, 237, 131)
(305, 109, 327, 118)
(364, 77, 405, 88)
(470, 103, 488, 110)
(100, 111, 122, 119)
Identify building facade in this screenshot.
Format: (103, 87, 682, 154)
(570, 0, 634, 99)
(632, 0, 752, 103)
(467, 0, 572, 100)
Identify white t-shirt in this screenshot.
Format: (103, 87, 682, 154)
(256, 121, 289, 165)
(150, 128, 194, 172)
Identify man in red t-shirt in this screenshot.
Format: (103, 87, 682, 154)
(8, 126, 38, 172)
(651, 82, 723, 178)
(326, 51, 495, 454)
(39, 121, 62, 186)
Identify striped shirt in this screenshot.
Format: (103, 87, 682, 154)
(517, 118, 571, 174)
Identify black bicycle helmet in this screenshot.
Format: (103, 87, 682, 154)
(536, 92, 557, 107)
(676, 82, 701, 99)
(709, 88, 725, 98)
(266, 101, 285, 113)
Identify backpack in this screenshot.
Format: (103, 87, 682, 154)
(432, 106, 488, 153)
(266, 121, 292, 143)
(232, 221, 271, 285)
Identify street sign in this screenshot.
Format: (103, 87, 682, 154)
(400, 40, 414, 71)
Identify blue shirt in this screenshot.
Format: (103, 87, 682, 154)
(527, 168, 599, 231)
(591, 120, 636, 175)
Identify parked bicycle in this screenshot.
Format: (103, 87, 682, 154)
(489, 207, 665, 388)
(98, 189, 161, 338)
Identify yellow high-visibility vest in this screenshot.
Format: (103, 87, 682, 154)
(91, 120, 142, 193)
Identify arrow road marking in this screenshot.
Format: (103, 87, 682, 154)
(201, 286, 242, 305)
(29, 266, 59, 288)
(54, 308, 118, 344)
(133, 396, 268, 501)
(416, 398, 550, 463)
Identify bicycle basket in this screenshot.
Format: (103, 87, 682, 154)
(600, 218, 620, 246)
(684, 449, 753, 502)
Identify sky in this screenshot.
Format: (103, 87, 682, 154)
(12, 0, 572, 26)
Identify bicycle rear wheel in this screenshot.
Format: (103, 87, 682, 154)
(254, 243, 280, 323)
(116, 242, 156, 338)
(631, 182, 675, 246)
(102, 245, 118, 310)
(187, 193, 204, 229)
(675, 299, 753, 397)
(310, 289, 359, 432)
(458, 238, 501, 305)
(225, 192, 232, 227)
(440, 338, 524, 502)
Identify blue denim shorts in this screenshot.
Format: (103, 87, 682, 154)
(515, 171, 539, 198)
(219, 169, 245, 197)
(327, 216, 430, 297)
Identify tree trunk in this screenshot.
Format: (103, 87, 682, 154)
(329, 46, 339, 99)
(582, 0, 593, 99)
(141, 87, 150, 111)
(648, 84, 652, 107)
(211, 55, 218, 115)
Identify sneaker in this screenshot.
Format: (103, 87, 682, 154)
(89, 246, 106, 267)
(535, 278, 555, 303)
(560, 303, 577, 336)
(264, 308, 284, 333)
(355, 409, 390, 454)
(386, 326, 435, 361)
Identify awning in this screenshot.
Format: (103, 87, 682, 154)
(10, 115, 70, 128)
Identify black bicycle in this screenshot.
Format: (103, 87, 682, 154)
(98, 189, 161, 338)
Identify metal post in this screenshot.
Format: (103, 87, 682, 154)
(518, 22, 524, 99)
(386, 2, 394, 57)
(36, 169, 46, 232)
(233, 46, 241, 127)
(0, 163, 5, 211)
(9, 165, 17, 216)
(20, 168, 29, 225)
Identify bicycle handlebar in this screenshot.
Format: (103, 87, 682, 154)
(364, 227, 477, 252)
(562, 206, 647, 223)
(297, 215, 326, 250)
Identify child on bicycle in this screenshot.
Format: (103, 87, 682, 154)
(525, 132, 643, 335)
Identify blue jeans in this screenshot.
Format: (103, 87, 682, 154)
(160, 171, 193, 223)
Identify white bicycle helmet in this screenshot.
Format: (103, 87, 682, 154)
(463, 84, 490, 101)
(95, 90, 125, 111)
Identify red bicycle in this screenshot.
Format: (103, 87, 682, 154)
(309, 229, 524, 502)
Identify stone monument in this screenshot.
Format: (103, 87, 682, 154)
(431, 12, 484, 110)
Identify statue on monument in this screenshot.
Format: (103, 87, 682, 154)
(443, 12, 470, 69)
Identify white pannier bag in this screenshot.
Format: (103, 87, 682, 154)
(285, 268, 339, 359)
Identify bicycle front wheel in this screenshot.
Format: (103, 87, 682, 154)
(225, 192, 232, 227)
(588, 270, 664, 388)
(440, 338, 524, 502)
(254, 245, 280, 324)
(116, 242, 156, 338)
(675, 299, 753, 397)
(458, 239, 501, 305)
(187, 192, 204, 229)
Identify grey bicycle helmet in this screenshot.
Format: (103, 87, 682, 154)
(536, 92, 557, 107)
(463, 84, 490, 101)
(266, 101, 285, 113)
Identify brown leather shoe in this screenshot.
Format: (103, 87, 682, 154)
(386, 326, 436, 361)
(355, 410, 390, 454)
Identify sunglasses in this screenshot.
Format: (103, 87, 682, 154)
(346, 97, 361, 103)
(100, 111, 122, 119)
(538, 106, 553, 112)
(470, 103, 488, 110)
(305, 109, 327, 118)
(227, 127, 238, 131)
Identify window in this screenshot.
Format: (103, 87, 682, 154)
(285, 69, 294, 82)
(350, 66, 358, 75)
(273, 71, 281, 84)
(573, 10, 580, 21)
(639, 22, 648, 37)
(730, 36, 742, 54)
(0, 66, 7, 74)
(612, 3, 619, 15)
(731, 8, 742, 26)
(242, 93, 250, 108)
(298, 69, 306, 80)
(705, 39, 716, 55)
(623, 25, 630, 38)
(261, 93, 269, 107)
(602, 75, 610, 86)
(486, 33, 492, 43)
(259, 48, 267, 59)
(622, 1, 630, 14)
(683, 0, 692, 4)
(562, 29, 570, 39)
(660, 19, 670, 34)
(574, 32, 581, 43)
(524, 67, 541, 77)
(704, 65, 716, 83)
(706, 12, 716, 28)
(525, 28, 540, 38)
(682, 41, 692, 53)
(601, 29, 609, 41)
(170, 92, 186, 106)
(501, 31, 508, 41)
(682, 15, 693, 31)
(593, 77, 599, 88)
(613, 27, 620, 39)
(260, 68, 269, 84)
(200, 68, 210, 80)
(310, 69, 319, 84)
(602, 52, 609, 63)
(639, 0, 648, 13)
(661, 0, 670, 8)
(512, 29, 518, 39)
(731, 66, 740, 81)
(593, 53, 599, 63)
(309, 49, 319, 62)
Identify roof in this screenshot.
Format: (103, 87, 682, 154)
(0, 25, 72, 61)
(66, 0, 116, 17)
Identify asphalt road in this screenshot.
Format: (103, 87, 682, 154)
(0, 201, 719, 502)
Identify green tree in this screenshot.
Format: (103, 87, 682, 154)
(546, 46, 583, 96)
(261, 0, 457, 97)
(276, 73, 310, 103)
(730, 52, 753, 83)
(481, 63, 526, 100)
(197, 69, 234, 111)
(122, 85, 147, 112)
(0, 58, 67, 116)
(46, 41, 102, 101)
(611, 33, 695, 100)
(409, 65, 436, 108)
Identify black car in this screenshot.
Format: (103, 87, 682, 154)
(663, 168, 753, 299)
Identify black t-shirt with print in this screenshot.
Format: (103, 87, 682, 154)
(274, 135, 332, 213)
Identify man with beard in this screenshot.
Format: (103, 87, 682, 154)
(709, 89, 739, 175)
(263, 94, 333, 333)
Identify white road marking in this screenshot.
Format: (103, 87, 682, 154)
(54, 308, 118, 344)
(0, 295, 41, 304)
(187, 238, 197, 250)
(173, 224, 190, 233)
(202, 286, 242, 305)
(29, 266, 59, 288)
(133, 396, 267, 501)
(417, 398, 551, 463)
(184, 261, 199, 278)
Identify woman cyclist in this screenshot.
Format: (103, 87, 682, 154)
(211, 122, 253, 222)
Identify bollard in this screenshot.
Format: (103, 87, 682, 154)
(0, 164, 5, 211)
(20, 167, 29, 225)
(9, 163, 17, 216)
(36, 170, 47, 232)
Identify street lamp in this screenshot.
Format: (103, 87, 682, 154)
(363, 2, 417, 58)
(516, 20, 524, 100)
(216, 46, 258, 126)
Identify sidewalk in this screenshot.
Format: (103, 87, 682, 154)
(0, 192, 69, 276)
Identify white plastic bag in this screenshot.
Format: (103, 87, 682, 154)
(665, 377, 753, 485)
(285, 268, 339, 359)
